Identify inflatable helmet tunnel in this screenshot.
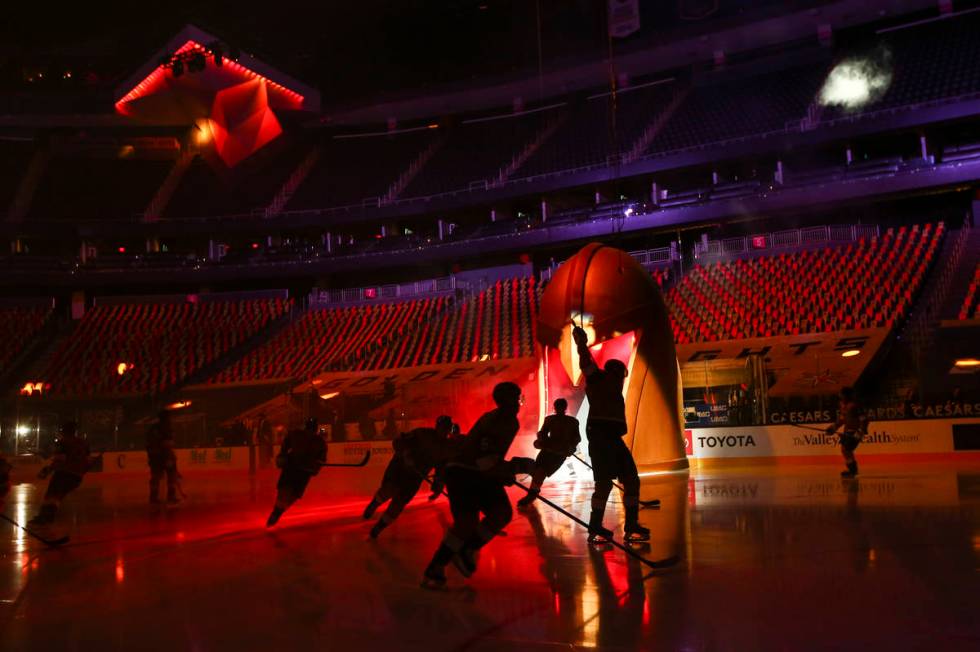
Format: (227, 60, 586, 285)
(537, 243, 688, 471)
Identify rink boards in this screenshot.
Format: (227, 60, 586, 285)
(41, 417, 980, 476)
(685, 417, 980, 464)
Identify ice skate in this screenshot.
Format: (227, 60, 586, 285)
(624, 523, 651, 542)
(587, 520, 614, 544)
(451, 547, 478, 578)
(266, 508, 283, 528)
(587, 508, 613, 544)
(420, 564, 447, 590)
(369, 521, 386, 539)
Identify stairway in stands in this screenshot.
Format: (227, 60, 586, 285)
(871, 223, 967, 400)
(332, 293, 465, 372)
(7, 148, 48, 223)
(163, 306, 299, 400)
(622, 88, 690, 164)
(9, 322, 73, 393)
(937, 224, 980, 319)
(493, 112, 566, 185)
(143, 149, 195, 222)
(264, 146, 321, 218)
(381, 135, 447, 204)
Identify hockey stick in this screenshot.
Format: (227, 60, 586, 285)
(571, 453, 661, 508)
(0, 513, 69, 547)
(512, 479, 678, 570)
(318, 450, 371, 467)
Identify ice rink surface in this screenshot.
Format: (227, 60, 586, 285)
(1, 461, 979, 651)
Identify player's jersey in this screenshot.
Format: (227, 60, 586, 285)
(54, 435, 91, 477)
(281, 429, 327, 474)
(393, 427, 451, 474)
(538, 414, 580, 454)
(584, 369, 627, 435)
(451, 408, 520, 473)
(146, 424, 176, 463)
(834, 400, 867, 434)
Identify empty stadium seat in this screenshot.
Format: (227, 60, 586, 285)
(0, 305, 52, 372)
(666, 223, 944, 343)
(43, 298, 290, 396)
(212, 296, 451, 383)
(357, 277, 538, 370)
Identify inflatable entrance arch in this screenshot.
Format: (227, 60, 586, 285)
(537, 243, 688, 471)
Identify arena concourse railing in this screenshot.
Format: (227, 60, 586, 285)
(693, 223, 881, 260)
(309, 276, 460, 306)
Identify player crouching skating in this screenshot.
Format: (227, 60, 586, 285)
(516, 398, 580, 509)
(572, 326, 650, 545)
(266, 417, 327, 527)
(29, 421, 92, 526)
(826, 387, 869, 478)
(363, 415, 454, 538)
(422, 382, 528, 589)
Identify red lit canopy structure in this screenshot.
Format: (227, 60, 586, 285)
(114, 25, 319, 166)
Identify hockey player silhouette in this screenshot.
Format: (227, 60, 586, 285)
(29, 421, 92, 525)
(422, 382, 524, 588)
(516, 398, 580, 508)
(572, 325, 649, 543)
(363, 415, 454, 538)
(826, 387, 869, 478)
(146, 410, 179, 504)
(266, 417, 327, 527)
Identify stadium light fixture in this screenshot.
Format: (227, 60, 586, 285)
(841, 349, 861, 358)
(818, 48, 892, 111)
(116, 40, 304, 112)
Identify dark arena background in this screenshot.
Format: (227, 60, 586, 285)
(1, 1, 980, 650)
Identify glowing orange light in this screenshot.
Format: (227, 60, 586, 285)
(427, 123, 439, 129)
(194, 121, 212, 145)
(115, 558, 125, 583)
(319, 392, 340, 400)
(840, 349, 861, 358)
(167, 400, 192, 410)
(117, 362, 133, 376)
(19, 381, 47, 396)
